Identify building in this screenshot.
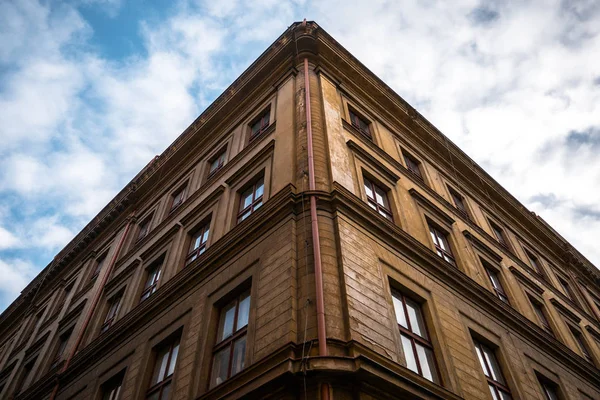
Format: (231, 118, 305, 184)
(1, 20, 599, 400)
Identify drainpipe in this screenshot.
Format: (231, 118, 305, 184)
(304, 57, 330, 400)
(49, 213, 136, 400)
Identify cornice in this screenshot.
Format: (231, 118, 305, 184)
(346, 139, 400, 183)
(463, 230, 503, 263)
(509, 266, 545, 296)
(409, 188, 455, 227)
(551, 298, 582, 323)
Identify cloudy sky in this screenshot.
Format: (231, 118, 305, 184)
(0, 0, 599, 312)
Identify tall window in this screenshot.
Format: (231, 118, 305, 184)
(391, 291, 439, 383)
(489, 220, 509, 249)
(101, 294, 122, 333)
(50, 329, 72, 369)
(569, 326, 593, 364)
(137, 215, 152, 242)
(557, 275, 579, 306)
(186, 223, 210, 265)
(102, 371, 124, 400)
(91, 254, 106, 281)
(403, 152, 423, 181)
(448, 187, 469, 220)
(250, 108, 270, 140)
(208, 149, 226, 178)
(211, 290, 251, 388)
(529, 297, 553, 336)
(140, 262, 162, 302)
(525, 250, 543, 276)
(348, 109, 372, 139)
(363, 177, 393, 221)
(238, 177, 264, 223)
(15, 358, 35, 394)
(429, 224, 456, 266)
(146, 336, 180, 400)
(170, 186, 186, 212)
(537, 375, 560, 400)
(473, 340, 512, 400)
(484, 265, 509, 304)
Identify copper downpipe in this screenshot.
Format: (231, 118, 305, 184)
(49, 214, 135, 400)
(304, 58, 330, 400)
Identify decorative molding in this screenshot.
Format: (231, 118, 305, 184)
(509, 266, 545, 296)
(347, 140, 400, 183)
(225, 139, 276, 186)
(409, 189, 455, 227)
(463, 230, 503, 263)
(551, 298, 582, 323)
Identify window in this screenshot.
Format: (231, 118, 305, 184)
(146, 336, 180, 400)
(537, 375, 560, 400)
(15, 358, 35, 394)
(50, 329, 71, 369)
(348, 108, 372, 139)
(102, 371, 124, 400)
(363, 177, 393, 221)
(448, 187, 469, 220)
(249, 108, 270, 140)
(529, 297, 554, 335)
(101, 294, 122, 333)
(237, 177, 264, 223)
(208, 149, 226, 178)
(429, 224, 456, 266)
(391, 291, 439, 383)
(524, 250, 543, 276)
(557, 275, 579, 305)
(403, 152, 423, 181)
(473, 340, 512, 400)
(170, 186, 186, 212)
(140, 262, 162, 302)
(569, 326, 593, 364)
(211, 290, 251, 388)
(484, 265, 509, 304)
(186, 223, 210, 265)
(137, 215, 152, 242)
(489, 220, 509, 250)
(91, 254, 106, 281)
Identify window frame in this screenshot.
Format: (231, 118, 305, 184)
(402, 151, 424, 181)
(536, 373, 562, 400)
(237, 176, 264, 224)
(428, 223, 457, 267)
(528, 296, 554, 336)
(90, 253, 107, 281)
(447, 186, 470, 220)
(568, 324, 594, 364)
(140, 260, 163, 303)
(101, 370, 125, 400)
(523, 248, 545, 277)
(101, 293, 123, 334)
(391, 290, 440, 383)
(249, 107, 271, 142)
(136, 214, 153, 242)
(348, 107, 373, 139)
(473, 340, 513, 400)
(186, 222, 210, 266)
(169, 184, 187, 213)
(207, 148, 227, 179)
(145, 336, 180, 400)
(363, 176, 393, 221)
(555, 273, 579, 306)
(50, 328, 72, 370)
(483, 263, 510, 304)
(488, 219, 511, 251)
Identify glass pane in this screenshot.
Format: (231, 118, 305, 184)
(392, 294, 408, 329)
(202, 228, 210, 243)
(255, 180, 264, 198)
(242, 191, 253, 209)
(218, 302, 236, 341)
(500, 389, 513, 400)
(475, 345, 488, 377)
(375, 190, 385, 207)
(438, 234, 448, 251)
(488, 270, 501, 289)
(231, 336, 246, 376)
(146, 391, 160, 400)
(416, 343, 438, 383)
(152, 347, 170, 385)
(253, 201, 262, 210)
(159, 383, 171, 400)
(430, 229, 438, 245)
(211, 347, 230, 388)
(488, 385, 500, 400)
(191, 234, 201, 251)
(364, 182, 373, 199)
(483, 346, 505, 384)
(405, 298, 427, 339)
(237, 293, 251, 330)
(367, 201, 377, 210)
(167, 343, 179, 377)
(239, 210, 251, 221)
(401, 335, 418, 373)
(145, 269, 156, 288)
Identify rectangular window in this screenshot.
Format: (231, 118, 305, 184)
(569, 326, 593, 364)
(101, 294, 122, 333)
(429, 224, 456, 266)
(391, 291, 439, 383)
(137, 215, 152, 242)
(484, 265, 509, 304)
(489, 220, 509, 249)
(15, 358, 35, 394)
(146, 336, 180, 400)
(473, 340, 512, 400)
(537, 375, 560, 400)
(557, 275, 578, 305)
(208, 149, 226, 178)
(348, 109, 372, 139)
(448, 187, 469, 220)
(170, 186, 187, 212)
(403, 152, 423, 181)
(102, 371, 124, 400)
(524, 250, 543, 275)
(363, 177, 393, 221)
(140, 262, 162, 302)
(529, 297, 554, 335)
(50, 329, 72, 369)
(237, 177, 264, 223)
(91, 254, 106, 281)
(249, 108, 270, 140)
(210, 290, 251, 388)
(186, 223, 210, 265)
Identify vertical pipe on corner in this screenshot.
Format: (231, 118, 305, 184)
(304, 57, 330, 400)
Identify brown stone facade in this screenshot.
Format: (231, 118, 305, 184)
(1, 21, 600, 400)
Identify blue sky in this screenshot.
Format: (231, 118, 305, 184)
(1, 0, 599, 312)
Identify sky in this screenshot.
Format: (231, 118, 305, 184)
(0, 0, 599, 312)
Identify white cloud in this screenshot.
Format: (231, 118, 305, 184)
(0, 227, 21, 250)
(0, 258, 36, 309)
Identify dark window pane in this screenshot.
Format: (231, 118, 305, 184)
(211, 347, 230, 387)
(231, 336, 246, 376)
(218, 301, 236, 341)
